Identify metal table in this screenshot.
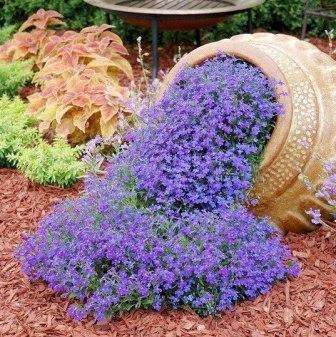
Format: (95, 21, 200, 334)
(84, 0, 264, 78)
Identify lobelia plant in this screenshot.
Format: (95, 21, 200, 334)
(127, 55, 285, 214)
(82, 135, 124, 174)
(17, 55, 298, 321)
(303, 160, 336, 231)
(17, 197, 298, 320)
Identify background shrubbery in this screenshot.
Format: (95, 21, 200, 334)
(0, 0, 106, 30)
(0, 0, 333, 44)
(211, 0, 330, 40)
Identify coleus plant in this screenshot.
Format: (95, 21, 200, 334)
(0, 9, 65, 66)
(0, 9, 134, 144)
(27, 22, 134, 143)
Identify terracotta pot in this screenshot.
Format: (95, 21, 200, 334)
(157, 33, 336, 233)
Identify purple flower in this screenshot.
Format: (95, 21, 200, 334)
(306, 208, 322, 225)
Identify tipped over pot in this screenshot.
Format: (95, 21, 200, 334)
(157, 33, 336, 232)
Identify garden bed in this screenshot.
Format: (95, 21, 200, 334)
(1, 38, 336, 337)
(1, 171, 336, 337)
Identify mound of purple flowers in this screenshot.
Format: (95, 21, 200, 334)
(18, 187, 298, 320)
(17, 55, 297, 321)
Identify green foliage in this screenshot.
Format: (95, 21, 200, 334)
(0, 60, 33, 97)
(253, 0, 333, 35)
(0, 0, 106, 30)
(0, 96, 40, 167)
(0, 24, 17, 44)
(211, 0, 335, 39)
(0, 95, 85, 187)
(11, 138, 86, 188)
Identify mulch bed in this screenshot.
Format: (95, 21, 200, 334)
(1, 38, 336, 337)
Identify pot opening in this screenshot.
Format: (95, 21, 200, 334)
(158, 42, 292, 172)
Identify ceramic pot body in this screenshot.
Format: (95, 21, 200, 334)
(157, 33, 336, 232)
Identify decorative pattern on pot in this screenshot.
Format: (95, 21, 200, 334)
(157, 33, 336, 233)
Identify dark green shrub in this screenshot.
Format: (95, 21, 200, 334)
(253, 0, 333, 35)
(210, 0, 334, 40)
(0, 0, 106, 30)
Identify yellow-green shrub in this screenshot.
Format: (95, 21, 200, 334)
(0, 60, 33, 97)
(0, 95, 85, 187)
(10, 138, 86, 187)
(0, 25, 17, 44)
(0, 96, 40, 167)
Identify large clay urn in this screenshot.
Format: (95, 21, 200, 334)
(157, 33, 336, 233)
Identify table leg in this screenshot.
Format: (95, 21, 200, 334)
(247, 9, 253, 33)
(195, 29, 201, 47)
(106, 12, 111, 25)
(301, 12, 308, 39)
(151, 16, 159, 80)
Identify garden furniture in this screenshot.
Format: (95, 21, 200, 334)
(83, 0, 265, 78)
(302, 0, 336, 39)
(158, 32, 336, 232)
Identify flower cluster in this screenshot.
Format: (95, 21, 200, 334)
(306, 160, 336, 227)
(17, 55, 297, 321)
(127, 55, 284, 213)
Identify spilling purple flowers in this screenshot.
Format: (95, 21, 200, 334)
(17, 55, 298, 322)
(127, 55, 284, 213)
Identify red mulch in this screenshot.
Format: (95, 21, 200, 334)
(309, 38, 333, 58)
(1, 38, 336, 337)
(1, 170, 336, 337)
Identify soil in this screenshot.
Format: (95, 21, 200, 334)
(1, 38, 336, 337)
